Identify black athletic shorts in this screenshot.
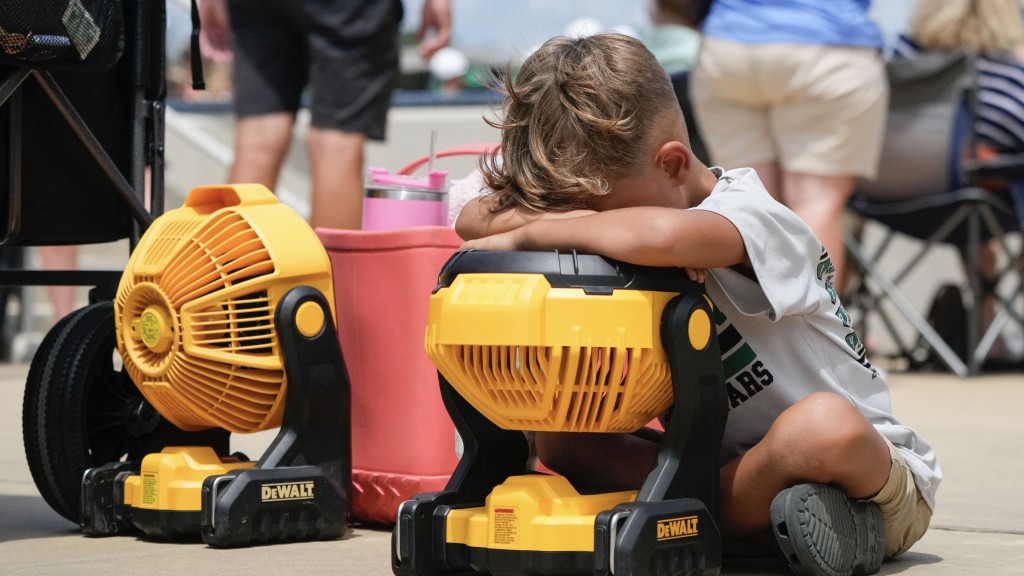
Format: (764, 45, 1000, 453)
(228, 0, 403, 140)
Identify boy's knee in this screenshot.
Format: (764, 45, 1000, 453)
(778, 392, 862, 437)
(769, 392, 880, 469)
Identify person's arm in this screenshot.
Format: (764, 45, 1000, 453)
(418, 0, 452, 60)
(198, 0, 233, 62)
(455, 194, 596, 240)
(461, 206, 748, 270)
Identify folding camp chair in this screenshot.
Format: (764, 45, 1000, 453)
(845, 49, 1024, 377)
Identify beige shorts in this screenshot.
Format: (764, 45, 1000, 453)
(870, 436, 933, 558)
(690, 37, 888, 179)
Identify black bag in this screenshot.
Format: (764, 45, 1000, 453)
(0, 0, 136, 246)
(0, 0, 124, 69)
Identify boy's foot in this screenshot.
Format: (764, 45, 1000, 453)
(770, 483, 885, 576)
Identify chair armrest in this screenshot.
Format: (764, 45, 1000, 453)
(962, 154, 1024, 182)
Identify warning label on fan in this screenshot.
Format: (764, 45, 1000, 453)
(142, 473, 158, 506)
(491, 507, 518, 547)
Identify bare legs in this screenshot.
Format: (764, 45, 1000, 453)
(229, 113, 295, 187)
(535, 392, 891, 540)
(784, 172, 857, 284)
(38, 245, 79, 323)
(307, 127, 366, 230)
(228, 114, 367, 230)
(749, 160, 856, 282)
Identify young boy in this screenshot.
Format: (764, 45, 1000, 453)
(457, 33, 939, 576)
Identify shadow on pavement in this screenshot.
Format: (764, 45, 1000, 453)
(0, 494, 77, 542)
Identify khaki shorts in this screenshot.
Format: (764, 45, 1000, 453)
(690, 37, 888, 179)
(871, 436, 933, 558)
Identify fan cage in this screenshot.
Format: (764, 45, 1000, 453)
(428, 342, 672, 432)
(161, 212, 275, 307)
(189, 291, 275, 356)
(115, 186, 330, 434)
(132, 218, 204, 274)
(424, 272, 679, 433)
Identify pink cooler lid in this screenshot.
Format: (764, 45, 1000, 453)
(367, 167, 448, 191)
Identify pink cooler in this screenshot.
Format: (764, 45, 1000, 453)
(316, 226, 463, 524)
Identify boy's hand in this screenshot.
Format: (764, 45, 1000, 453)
(685, 268, 708, 283)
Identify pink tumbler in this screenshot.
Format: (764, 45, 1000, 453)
(362, 168, 449, 230)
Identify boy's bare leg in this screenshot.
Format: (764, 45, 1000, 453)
(307, 127, 366, 230)
(719, 392, 890, 538)
(229, 112, 295, 188)
(535, 392, 891, 539)
(534, 431, 659, 492)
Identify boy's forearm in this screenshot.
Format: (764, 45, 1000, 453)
(510, 208, 746, 269)
(455, 195, 598, 241)
(512, 214, 669, 264)
(455, 195, 536, 240)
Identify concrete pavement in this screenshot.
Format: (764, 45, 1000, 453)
(2, 360, 1023, 575)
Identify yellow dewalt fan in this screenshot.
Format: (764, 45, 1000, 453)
(80, 184, 351, 547)
(393, 250, 727, 576)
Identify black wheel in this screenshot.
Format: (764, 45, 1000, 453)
(22, 308, 79, 520)
(22, 301, 229, 523)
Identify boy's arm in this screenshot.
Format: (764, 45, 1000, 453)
(461, 206, 749, 269)
(455, 194, 596, 240)
(455, 195, 535, 240)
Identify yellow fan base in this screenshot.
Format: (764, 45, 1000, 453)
(424, 272, 677, 433)
(114, 184, 335, 433)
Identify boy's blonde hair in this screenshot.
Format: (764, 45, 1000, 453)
(910, 0, 1024, 53)
(481, 33, 680, 213)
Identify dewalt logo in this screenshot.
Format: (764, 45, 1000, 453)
(261, 481, 315, 502)
(656, 515, 699, 541)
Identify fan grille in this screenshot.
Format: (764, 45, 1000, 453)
(115, 186, 331, 434)
(162, 212, 275, 308)
(424, 274, 677, 433)
(427, 342, 672, 432)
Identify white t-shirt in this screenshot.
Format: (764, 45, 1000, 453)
(693, 167, 941, 511)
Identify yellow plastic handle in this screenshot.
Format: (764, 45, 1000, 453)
(184, 184, 279, 214)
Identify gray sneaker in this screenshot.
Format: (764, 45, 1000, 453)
(770, 483, 885, 576)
